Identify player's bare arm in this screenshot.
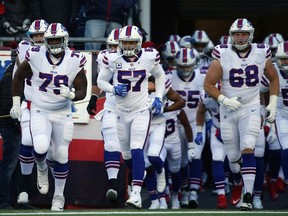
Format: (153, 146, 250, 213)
(204, 59, 223, 100)
(72, 68, 88, 101)
(164, 87, 185, 112)
(178, 109, 193, 142)
(12, 60, 32, 96)
(264, 59, 280, 96)
(196, 101, 208, 129)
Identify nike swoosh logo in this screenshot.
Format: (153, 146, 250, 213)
(251, 109, 256, 112)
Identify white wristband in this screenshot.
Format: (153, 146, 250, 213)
(217, 94, 226, 104)
(12, 96, 21, 106)
(197, 125, 204, 133)
(269, 95, 278, 107)
(188, 142, 194, 149)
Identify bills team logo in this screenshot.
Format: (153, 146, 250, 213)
(116, 63, 122, 69)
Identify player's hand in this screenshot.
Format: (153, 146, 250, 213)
(10, 96, 21, 121)
(215, 128, 223, 143)
(3, 22, 18, 35)
(113, 84, 128, 97)
(218, 94, 241, 111)
(86, 95, 98, 115)
(194, 132, 203, 145)
(266, 122, 277, 144)
(188, 142, 196, 162)
(151, 97, 163, 116)
(266, 95, 278, 123)
(17, 19, 31, 32)
(60, 84, 75, 100)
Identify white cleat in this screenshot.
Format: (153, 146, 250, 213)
(37, 166, 49, 194)
(180, 190, 188, 207)
(149, 199, 160, 209)
(125, 190, 142, 210)
(159, 197, 168, 209)
(51, 195, 65, 211)
(171, 193, 180, 209)
(156, 169, 166, 193)
(253, 196, 263, 210)
(17, 192, 29, 204)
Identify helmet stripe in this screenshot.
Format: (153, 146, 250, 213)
(114, 28, 120, 40)
(182, 48, 188, 63)
(198, 31, 203, 40)
(284, 42, 288, 53)
(125, 25, 132, 37)
(51, 23, 57, 35)
(237, 19, 243, 28)
(34, 20, 41, 31)
(170, 41, 176, 54)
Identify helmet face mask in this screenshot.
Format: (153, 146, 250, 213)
(175, 48, 196, 79)
(44, 23, 69, 55)
(275, 42, 288, 74)
(26, 19, 49, 46)
(229, 18, 254, 51)
(191, 30, 210, 56)
(118, 25, 142, 56)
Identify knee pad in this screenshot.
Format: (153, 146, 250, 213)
(55, 145, 69, 164)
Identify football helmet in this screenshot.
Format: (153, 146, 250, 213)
(106, 28, 121, 50)
(219, 35, 232, 45)
(175, 48, 196, 78)
(44, 23, 69, 55)
(191, 30, 210, 55)
(275, 41, 288, 74)
(264, 34, 282, 60)
(168, 34, 181, 44)
(26, 19, 49, 46)
(269, 33, 285, 43)
(179, 35, 192, 48)
(118, 25, 142, 56)
(229, 18, 254, 50)
(162, 40, 180, 59)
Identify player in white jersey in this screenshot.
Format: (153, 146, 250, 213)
(204, 18, 279, 210)
(10, 23, 88, 211)
(12, 19, 49, 206)
(144, 77, 185, 209)
(167, 47, 206, 208)
(262, 41, 288, 200)
(97, 25, 166, 209)
(89, 28, 123, 202)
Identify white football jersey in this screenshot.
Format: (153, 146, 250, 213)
(163, 109, 181, 144)
(212, 43, 271, 105)
(101, 47, 162, 111)
(259, 62, 288, 116)
(97, 49, 116, 111)
(13, 40, 32, 101)
(167, 69, 206, 123)
(200, 88, 220, 129)
(26, 46, 86, 111)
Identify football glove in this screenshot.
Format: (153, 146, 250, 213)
(151, 97, 162, 116)
(266, 95, 278, 123)
(194, 132, 203, 145)
(17, 19, 31, 32)
(60, 84, 75, 100)
(86, 95, 98, 115)
(3, 22, 18, 35)
(113, 84, 128, 97)
(10, 96, 21, 121)
(217, 94, 241, 111)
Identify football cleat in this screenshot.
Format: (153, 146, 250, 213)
(17, 192, 29, 204)
(106, 189, 118, 202)
(148, 199, 160, 209)
(156, 169, 166, 193)
(188, 190, 198, 209)
(171, 193, 180, 209)
(240, 192, 253, 211)
(125, 190, 142, 210)
(253, 196, 263, 209)
(51, 195, 65, 211)
(180, 190, 188, 208)
(230, 184, 243, 205)
(217, 194, 228, 209)
(37, 166, 49, 194)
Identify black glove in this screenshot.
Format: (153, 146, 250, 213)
(86, 95, 98, 115)
(16, 19, 31, 32)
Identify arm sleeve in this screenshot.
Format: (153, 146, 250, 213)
(150, 64, 166, 98)
(97, 67, 114, 93)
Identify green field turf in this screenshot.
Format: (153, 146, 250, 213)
(1, 209, 288, 216)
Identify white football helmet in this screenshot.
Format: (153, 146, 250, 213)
(179, 35, 192, 48)
(106, 28, 121, 50)
(118, 25, 142, 56)
(219, 35, 232, 45)
(162, 40, 180, 59)
(264, 34, 282, 61)
(191, 30, 210, 55)
(168, 34, 181, 44)
(44, 23, 69, 55)
(269, 33, 285, 43)
(26, 19, 49, 46)
(175, 48, 197, 78)
(229, 18, 254, 50)
(275, 41, 288, 73)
